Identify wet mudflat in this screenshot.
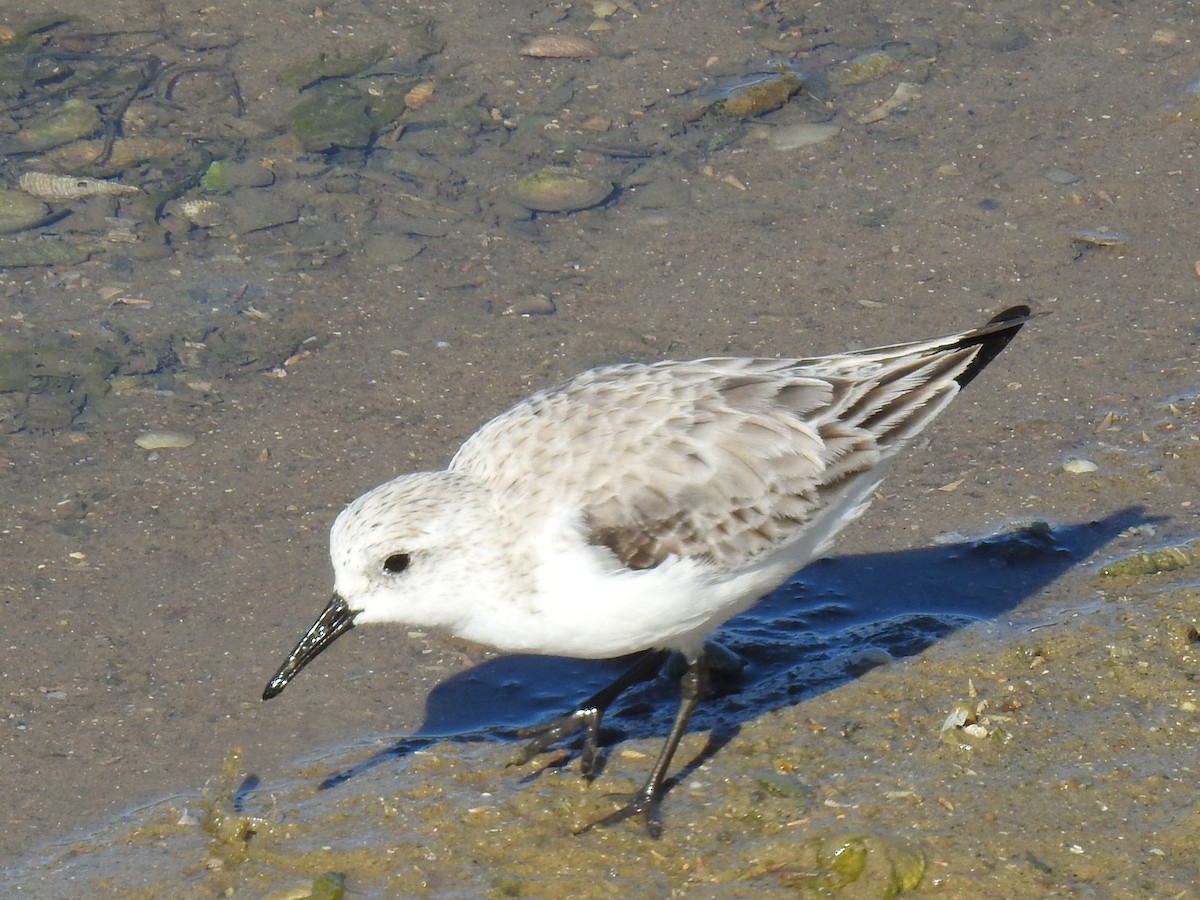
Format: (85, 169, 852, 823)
(11, 547, 1200, 897)
(3, 0, 1200, 895)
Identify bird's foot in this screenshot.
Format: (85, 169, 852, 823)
(507, 651, 668, 777)
(509, 706, 604, 776)
(574, 785, 664, 839)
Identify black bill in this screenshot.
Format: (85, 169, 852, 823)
(262, 593, 358, 700)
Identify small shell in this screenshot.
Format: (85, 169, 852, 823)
(404, 81, 435, 109)
(178, 199, 215, 215)
(18, 172, 140, 201)
(856, 81, 921, 124)
(172, 198, 225, 227)
(519, 35, 599, 58)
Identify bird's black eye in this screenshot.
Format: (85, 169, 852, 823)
(383, 553, 410, 574)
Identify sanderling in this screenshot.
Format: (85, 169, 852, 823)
(263, 304, 1030, 836)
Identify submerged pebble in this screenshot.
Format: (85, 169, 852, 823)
(306, 872, 347, 900)
(285, 81, 375, 152)
(0, 236, 90, 266)
(13, 99, 101, 151)
(1068, 228, 1128, 249)
(769, 122, 840, 150)
(778, 831, 926, 893)
(507, 167, 613, 213)
(135, 430, 196, 450)
(836, 40, 937, 86)
(837, 49, 899, 86)
(278, 46, 389, 91)
(716, 70, 804, 117)
(0, 190, 51, 234)
(1157, 76, 1200, 121)
(502, 294, 557, 317)
(680, 64, 828, 125)
(35, 136, 190, 171)
(1043, 167, 1083, 186)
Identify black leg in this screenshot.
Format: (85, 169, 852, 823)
(576, 652, 709, 839)
(510, 649, 669, 776)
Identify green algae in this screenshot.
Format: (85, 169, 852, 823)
(1100, 541, 1200, 577)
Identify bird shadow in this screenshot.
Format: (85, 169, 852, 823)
(317, 507, 1150, 792)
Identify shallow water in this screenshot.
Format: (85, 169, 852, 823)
(4, 0, 1200, 895)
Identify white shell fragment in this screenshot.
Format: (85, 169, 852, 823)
(135, 430, 197, 450)
(18, 171, 140, 201)
(857, 82, 922, 124)
(1062, 458, 1099, 474)
(940, 703, 973, 734)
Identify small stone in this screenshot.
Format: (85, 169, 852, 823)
(502, 294, 556, 317)
(769, 122, 840, 150)
(220, 160, 276, 190)
(0, 189, 51, 234)
(1062, 458, 1098, 474)
(1043, 167, 1083, 186)
(507, 167, 613, 213)
(845, 646, 893, 675)
(361, 232, 426, 266)
(135, 430, 197, 450)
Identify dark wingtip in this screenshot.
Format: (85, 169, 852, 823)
(986, 303, 1033, 326)
(954, 304, 1033, 388)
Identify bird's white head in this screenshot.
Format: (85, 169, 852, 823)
(329, 470, 504, 629)
(261, 470, 511, 700)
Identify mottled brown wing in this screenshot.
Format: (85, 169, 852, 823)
(451, 307, 1028, 570)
